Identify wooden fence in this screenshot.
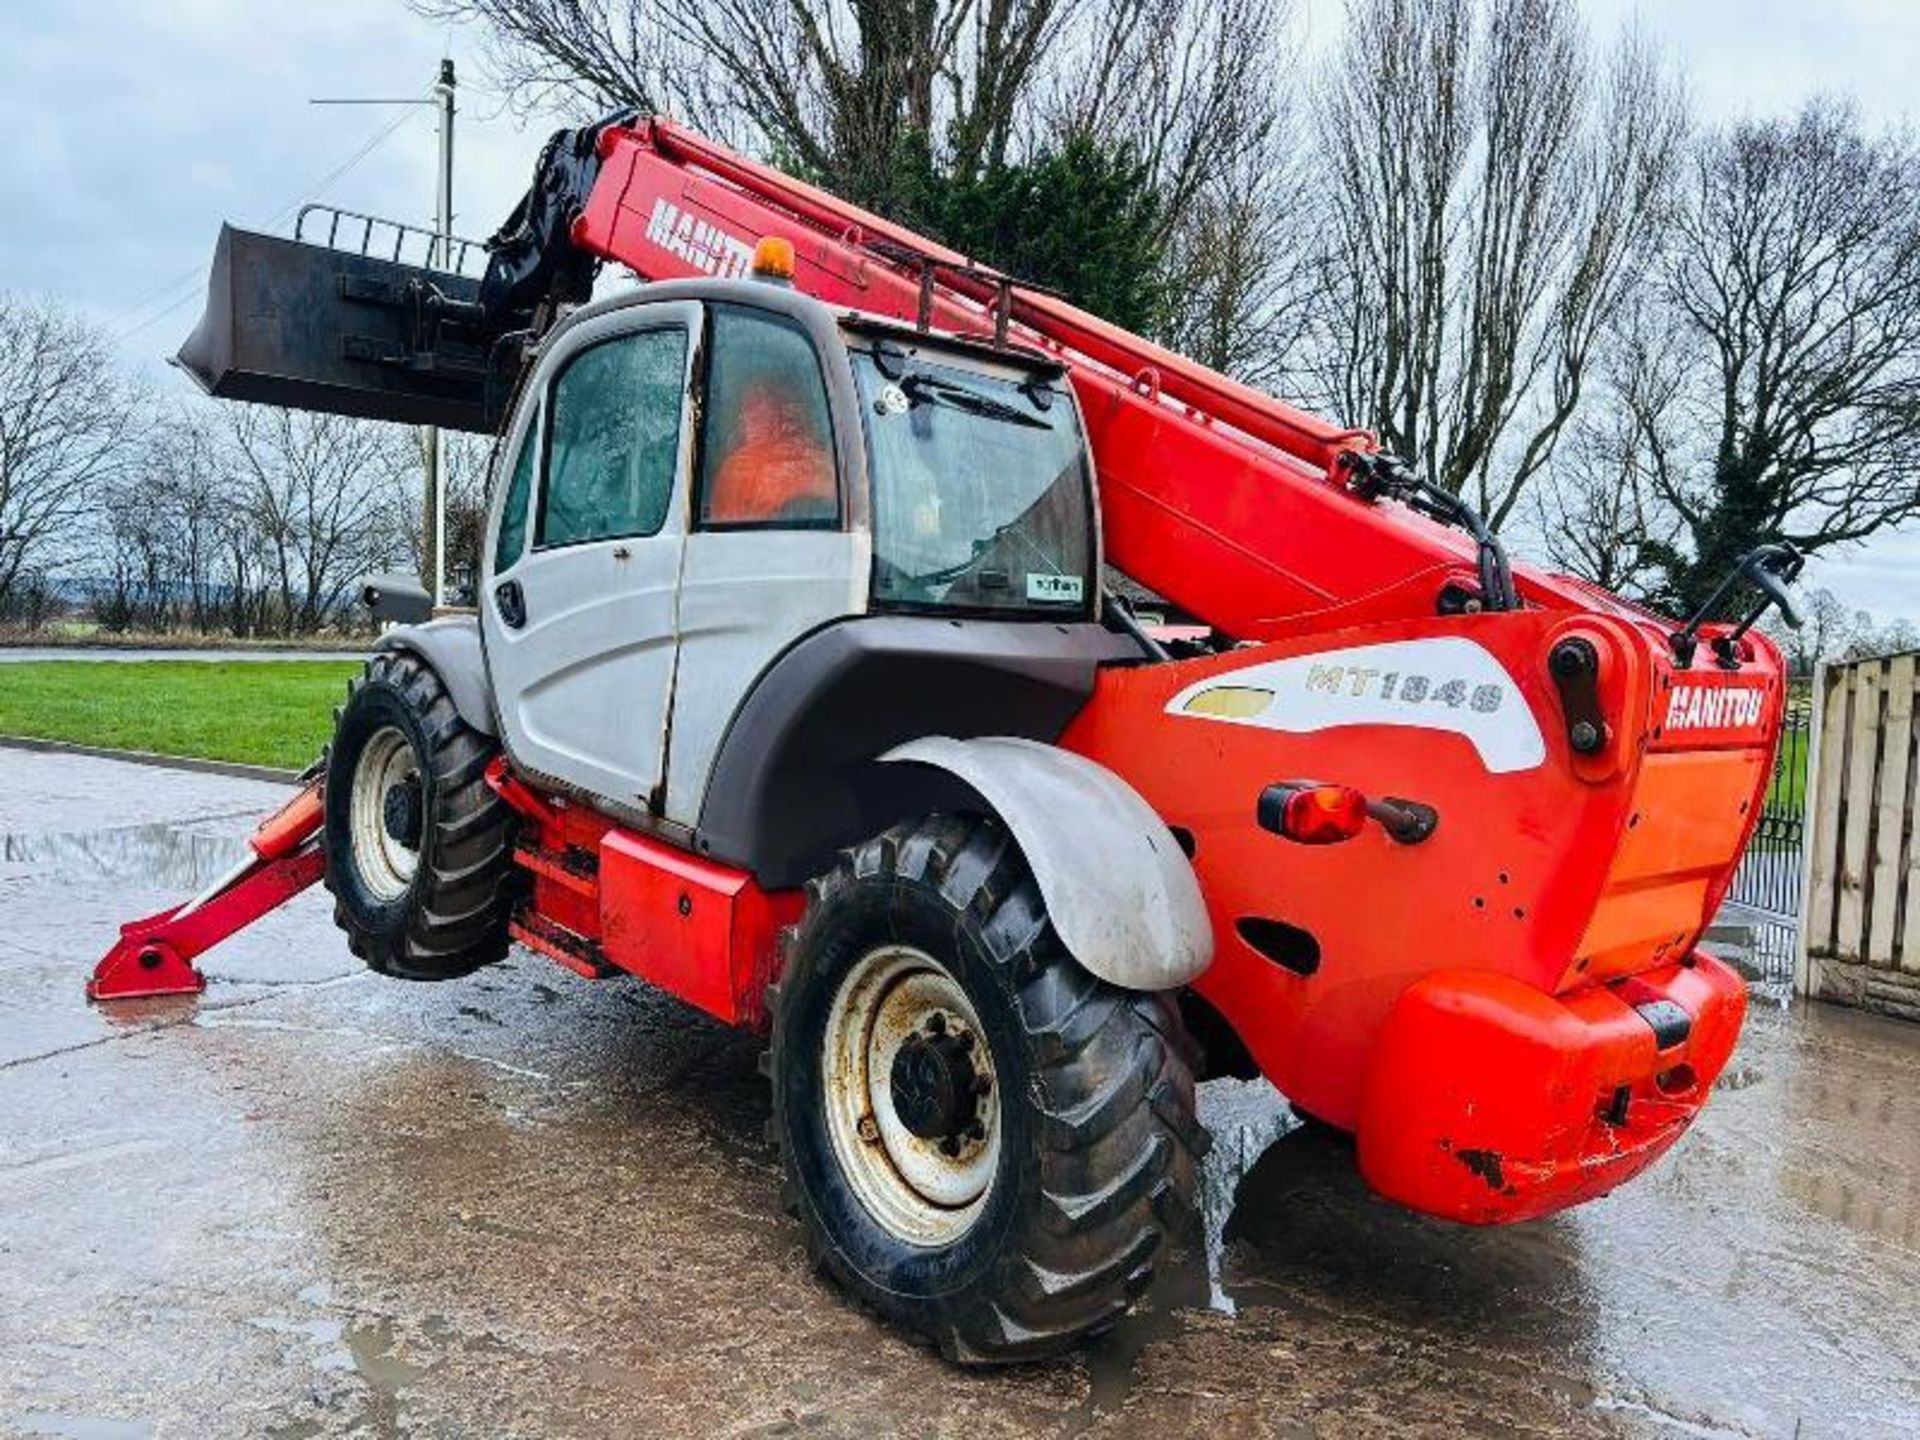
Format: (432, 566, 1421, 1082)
(1802, 651, 1920, 1019)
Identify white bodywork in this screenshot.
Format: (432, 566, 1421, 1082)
(1164, 637, 1546, 775)
(484, 300, 701, 808)
(482, 296, 867, 816)
(663, 529, 867, 824)
(881, 736, 1213, 991)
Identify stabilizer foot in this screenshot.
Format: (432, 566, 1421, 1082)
(85, 779, 327, 1005)
(86, 936, 208, 1002)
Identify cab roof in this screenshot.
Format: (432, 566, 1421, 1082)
(544, 276, 1063, 378)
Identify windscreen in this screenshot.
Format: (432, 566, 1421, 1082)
(851, 342, 1094, 616)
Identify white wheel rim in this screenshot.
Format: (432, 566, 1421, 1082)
(348, 725, 421, 902)
(821, 944, 1002, 1247)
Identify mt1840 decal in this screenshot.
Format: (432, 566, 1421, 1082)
(1166, 637, 1546, 774)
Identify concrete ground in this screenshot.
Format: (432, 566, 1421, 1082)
(2, 749, 1918, 1439)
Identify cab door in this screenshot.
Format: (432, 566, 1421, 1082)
(482, 300, 699, 811)
(661, 301, 867, 825)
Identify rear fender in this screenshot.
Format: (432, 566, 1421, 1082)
(373, 616, 497, 736)
(882, 736, 1212, 991)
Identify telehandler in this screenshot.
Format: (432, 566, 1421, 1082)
(91, 114, 1799, 1361)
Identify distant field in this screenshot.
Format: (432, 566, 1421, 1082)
(0, 660, 359, 770)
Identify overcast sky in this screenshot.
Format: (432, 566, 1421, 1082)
(2, 0, 1914, 618)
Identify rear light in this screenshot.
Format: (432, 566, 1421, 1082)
(1257, 782, 1369, 845)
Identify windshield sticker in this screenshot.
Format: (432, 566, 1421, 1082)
(876, 383, 910, 416)
(1027, 574, 1084, 604)
(1165, 637, 1545, 774)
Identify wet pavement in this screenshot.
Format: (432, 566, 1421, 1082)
(2, 749, 1918, 1438)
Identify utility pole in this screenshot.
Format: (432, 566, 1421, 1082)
(425, 58, 456, 610)
(312, 58, 457, 608)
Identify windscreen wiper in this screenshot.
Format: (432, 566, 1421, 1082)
(900, 373, 1051, 429)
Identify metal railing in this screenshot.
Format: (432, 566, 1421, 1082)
(294, 203, 488, 278)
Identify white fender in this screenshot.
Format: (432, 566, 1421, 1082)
(881, 736, 1213, 991)
(373, 616, 496, 736)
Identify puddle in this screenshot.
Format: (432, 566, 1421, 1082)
(10, 1417, 153, 1440)
(1, 821, 250, 892)
(343, 1317, 431, 1394)
(252, 1283, 433, 1433)
(250, 1311, 348, 1351)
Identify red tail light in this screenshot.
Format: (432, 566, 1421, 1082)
(1258, 782, 1369, 845)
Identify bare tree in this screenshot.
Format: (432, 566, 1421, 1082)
(415, 0, 1305, 375)
(94, 406, 254, 633)
(406, 429, 493, 603)
(1634, 101, 1920, 615)
(1870, 618, 1920, 657)
(1069, 0, 1318, 384)
(1307, 0, 1683, 526)
(1533, 403, 1683, 603)
(224, 408, 416, 635)
(0, 297, 146, 612)
(414, 0, 1078, 207)
(1054, 0, 1291, 229)
(1784, 587, 1861, 674)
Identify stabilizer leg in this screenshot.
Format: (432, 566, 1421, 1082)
(87, 780, 327, 1002)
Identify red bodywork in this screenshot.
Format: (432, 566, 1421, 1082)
(89, 783, 326, 1001)
(93, 117, 1780, 1226)
(484, 759, 802, 1028)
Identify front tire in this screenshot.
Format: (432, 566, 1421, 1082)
(324, 651, 515, 981)
(770, 813, 1205, 1363)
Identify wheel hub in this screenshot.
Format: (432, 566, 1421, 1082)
(820, 946, 1002, 1246)
(889, 1019, 985, 1143)
(382, 776, 424, 848)
(347, 725, 422, 902)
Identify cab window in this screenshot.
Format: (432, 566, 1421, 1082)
(538, 327, 688, 547)
(698, 305, 838, 528)
(851, 344, 1094, 616)
(492, 417, 537, 574)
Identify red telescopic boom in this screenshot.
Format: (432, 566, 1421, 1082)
(563, 118, 1564, 640)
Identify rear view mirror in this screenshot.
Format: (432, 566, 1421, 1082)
(360, 572, 432, 626)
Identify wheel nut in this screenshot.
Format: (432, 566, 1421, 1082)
(972, 1074, 992, 1096)
(856, 1114, 880, 1144)
(925, 1012, 947, 1035)
(966, 1120, 985, 1141)
(939, 1135, 962, 1157)
(957, 1030, 975, 1052)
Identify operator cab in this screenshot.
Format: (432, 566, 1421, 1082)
(479, 278, 1105, 836)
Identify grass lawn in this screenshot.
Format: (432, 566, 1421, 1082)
(0, 661, 361, 770)
(1766, 718, 1810, 815)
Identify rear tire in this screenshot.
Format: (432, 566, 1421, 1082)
(324, 651, 516, 981)
(769, 813, 1205, 1363)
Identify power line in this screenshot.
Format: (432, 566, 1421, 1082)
(111, 102, 428, 344)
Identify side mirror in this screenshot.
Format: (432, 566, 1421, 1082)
(359, 572, 432, 626)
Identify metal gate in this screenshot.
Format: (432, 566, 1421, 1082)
(1718, 688, 1812, 987)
